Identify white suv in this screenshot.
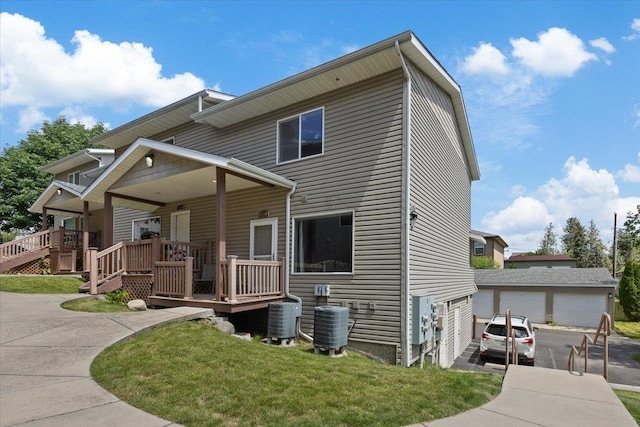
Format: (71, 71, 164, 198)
(479, 314, 537, 366)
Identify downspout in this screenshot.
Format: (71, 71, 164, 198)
(284, 182, 313, 342)
(395, 40, 413, 368)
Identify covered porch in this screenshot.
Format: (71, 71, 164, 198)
(80, 138, 296, 313)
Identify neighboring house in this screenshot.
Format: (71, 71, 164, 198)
(5, 31, 480, 368)
(470, 229, 508, 268)
(505, 254, 578, 269)
(473, 268, 616, 328)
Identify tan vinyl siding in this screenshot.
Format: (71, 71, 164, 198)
(407, 62, 475, 301)
(168, 72, 407, 350)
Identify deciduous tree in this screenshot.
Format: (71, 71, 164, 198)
(0, 117, 106, 232)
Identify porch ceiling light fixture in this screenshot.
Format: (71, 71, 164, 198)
(145, 154, 154, 168)
(409, 205, 418, 230)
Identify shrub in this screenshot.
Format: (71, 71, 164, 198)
(105, 289, 130, 305)
(619, 260, 640, 321)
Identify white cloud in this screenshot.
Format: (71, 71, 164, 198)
(623, 18, 640, 40)
(617, 159, 640, 183)
(461, 43, 510, 76)
(589, 37, 616, 53)
(17, 107, 50, 133)
(481, 157, 640, 252)
(0, 12, 205, 111)
(510, 27, 597, 77)
(59, 106, 102, 129)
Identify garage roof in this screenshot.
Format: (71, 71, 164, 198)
(475, 268, 617, 288)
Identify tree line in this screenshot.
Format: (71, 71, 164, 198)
(535, 207, 640, 274)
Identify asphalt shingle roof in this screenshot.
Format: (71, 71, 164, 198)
(475, 268, 617, 288)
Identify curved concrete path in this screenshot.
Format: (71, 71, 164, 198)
(0, 292, 212, 427)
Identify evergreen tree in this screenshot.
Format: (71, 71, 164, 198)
(562, 217, 588, 267)
(617, 206, 640, 265)
(536, 222, 558, 255)
(619, 260, 640, 321)
(0, 117, 106, 232)
(584, 220, 608, 268)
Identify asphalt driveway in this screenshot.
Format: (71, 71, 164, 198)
(453, 321, 640, 387)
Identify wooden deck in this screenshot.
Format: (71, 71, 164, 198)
(149, 293, 286, 313)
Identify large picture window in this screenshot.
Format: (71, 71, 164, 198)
(132, 217, 161, 240)
(294, 212, 353, 273)
(277, 107, 324, 163)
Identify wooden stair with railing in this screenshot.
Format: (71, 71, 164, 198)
(0, 230, 52, 273)
(568, 313, 611, 381)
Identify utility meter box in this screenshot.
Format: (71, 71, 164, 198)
(412, 294, 437, 344)
(314, 284, 330, 297)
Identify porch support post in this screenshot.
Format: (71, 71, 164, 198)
(184, 257, 194, 300)
(88, 247, 98, 295)
(104, 192, 113, 248)
(215, 168, 226, 301)
(42, 207, 48, 231)
(227, 255, 237, 303)
(83, 201, 89, 268)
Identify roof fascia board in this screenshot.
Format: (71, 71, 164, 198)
(90, 89, 235, 147)
(29, 180, 84, 213)
(39, 148, 115, 173)
(191, 31, 414, 124)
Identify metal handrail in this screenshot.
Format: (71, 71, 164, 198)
(568, 313, 611, 381)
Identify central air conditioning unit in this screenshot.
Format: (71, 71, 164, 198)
(313, 306, 349, 356)
(267, 302, 300, 345)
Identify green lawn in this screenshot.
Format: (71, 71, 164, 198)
(615, 321, 640, 340)
(61, 296, 130, 313)
(615, 390, 640, 424)
(92, 321, 503, 427)
(0, 275, 85, 293)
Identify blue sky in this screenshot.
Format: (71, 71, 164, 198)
(1, 1, 639, 254)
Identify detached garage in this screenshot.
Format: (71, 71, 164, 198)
(474, 268, 617, 327)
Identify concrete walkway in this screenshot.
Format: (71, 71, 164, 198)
(0, 292, 212, 426)
(1, 292, 637, 427)
(409, 364, 637, 427)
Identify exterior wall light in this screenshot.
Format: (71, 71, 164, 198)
(56, 189, 62, 196)
(145, 154, 154, 168)
(410, 206, 418, 230)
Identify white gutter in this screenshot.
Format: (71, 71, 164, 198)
(395, 40, 412, 368)
(283, 182, 313, 341)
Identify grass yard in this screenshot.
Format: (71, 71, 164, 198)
(615, 321, 640, 340)
(92, 321, 503, 427)
(61, 296, 130, 313)
(615, 390, 640, 424)
(0, 275, 84, 293)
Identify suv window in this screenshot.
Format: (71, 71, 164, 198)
(486, 324, 506, 336)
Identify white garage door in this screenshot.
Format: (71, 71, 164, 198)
(553, 294, 607, 328)
(499, 291, 546, 323)
(473, 290, 494, 319)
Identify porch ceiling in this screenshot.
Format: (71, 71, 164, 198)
(83, 138, 295, 212)
(109, 165, 266, 210)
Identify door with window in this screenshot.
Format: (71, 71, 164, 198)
(250, 218, 277, 261)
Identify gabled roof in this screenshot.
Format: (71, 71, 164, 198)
(475, 268, 616, 288)
(29, 180, 101, 215)
(470, 229, 508, 248)
(507, 254, 576, 262)
(39, 149, 115, 174)
(82, 138, 295, 211)
(90, 90, 235, 149)
(192, 30, 479, 181)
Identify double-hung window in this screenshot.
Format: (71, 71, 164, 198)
(277, 107, 324, 163)
(473, 241, 485, 256)
(68, 171, 80, 185)
(294, 212, 353, 273)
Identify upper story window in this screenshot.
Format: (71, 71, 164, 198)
(277, 107, 324, 164)
(68, 171, 80, 185)
(474, 241, 485, 256)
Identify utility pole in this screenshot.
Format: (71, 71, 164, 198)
(612, 212, 617, 279)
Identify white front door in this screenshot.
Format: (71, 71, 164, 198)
(171, 211, 190, 242)
(454, 307, 461, 359)
(250, 218, 277, 261)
